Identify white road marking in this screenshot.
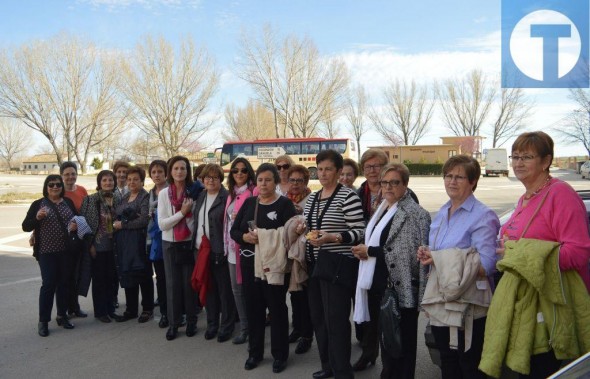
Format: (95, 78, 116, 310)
(0, 277, 40, 287)
(0, 233, 30, 244)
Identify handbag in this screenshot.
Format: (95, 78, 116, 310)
(312, 249, 358, 290)
(380, 285, 402, 359)
(172, 240, 195, 265)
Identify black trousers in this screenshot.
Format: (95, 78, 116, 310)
(431, 317, 487, 379)
(66, 248, 82, 312)
(38, 252, 69, 322)
(163, 241, 198, 326)
(380, 308, 419, 379)
(241, 257, 289, 361)
(308, 273, 354, 379)
(123, 274, 154, 316)
(205, 261, 236, 335)
(152, 258, 167, 316)
(357, 287, 383, 361)
(520, 351, 562, 379)
(290, 286, 313, 339)
(91, 249, 116, 317)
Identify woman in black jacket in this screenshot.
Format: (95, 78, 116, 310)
(22, 174, 78, 337)
(80, 170, 119, 323)
(192, 164, 235, 342)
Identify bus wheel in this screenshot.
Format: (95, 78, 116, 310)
(309, 167, 318, 180)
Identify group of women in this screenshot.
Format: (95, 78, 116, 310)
(23, 131, 590, 379)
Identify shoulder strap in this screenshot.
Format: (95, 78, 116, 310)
(519, 190, 550, 239)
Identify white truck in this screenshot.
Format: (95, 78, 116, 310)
(484, 148, 509, 177)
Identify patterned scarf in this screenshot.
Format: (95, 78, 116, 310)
(168, 183, 192, 241)
(98, 190, 114, 234)
(286, 187, 311, 205)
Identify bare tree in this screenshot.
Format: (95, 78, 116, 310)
(345, 85, 368, 161)
(0, 40, 62, 164)
(223, 100, 276, 141)
(370, 79, 434, 146)
(437, 69, 496, 137)
(0, 118, 28, 169)
(119, 35, 219, 157)
(555, 88, 590, 156)
(318, 99, 341, 139)
(237, 26, 349, 138)
(490, 87, 533, 147)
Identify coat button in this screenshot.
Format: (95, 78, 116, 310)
(390, 263, 395, 268)
(395, 281, 401, 286)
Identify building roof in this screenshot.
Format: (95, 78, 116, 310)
(22, 154, 59, 164)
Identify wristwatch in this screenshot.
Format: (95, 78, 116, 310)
(334, 233, 342, 244)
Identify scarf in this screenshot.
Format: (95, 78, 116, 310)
(286, 187, 311, 205)
(354, 200, 398, 323)
(98, 190, 115, 234)
(168, 183, 192, 241)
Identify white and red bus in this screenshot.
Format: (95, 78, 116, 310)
(218, 137, 356, 179)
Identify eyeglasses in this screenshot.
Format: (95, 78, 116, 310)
(289, 178, 305, 184)
(379, 179, 401, 188)
(231, 168, 248, 174)
(509, 155, 536, 163)
(204, 176, 220, 182)
(276, 164, 291, 170)
(364, 164, 383, 172)
(443, 174, 467, 182)
(47, 182, 63, 188)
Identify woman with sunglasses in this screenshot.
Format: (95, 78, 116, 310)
(275, 155, 295, 196)
(223, 157, 257, 344)
(23, 175, 79, 336)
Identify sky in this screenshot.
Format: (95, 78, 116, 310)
(0, 0, 586, 157)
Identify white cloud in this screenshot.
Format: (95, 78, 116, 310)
(78, 0, 202, 11)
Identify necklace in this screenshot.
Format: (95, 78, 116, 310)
(524, 175, 552, 200)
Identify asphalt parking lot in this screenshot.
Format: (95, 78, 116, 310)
(0, 170, 588, 379)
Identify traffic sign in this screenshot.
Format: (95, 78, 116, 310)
(257, 147, 286, 159)
(202, 157, 217, 163)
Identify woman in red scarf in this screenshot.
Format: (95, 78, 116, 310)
(285, 165, 314, 354)
(157, 156, 197, 341)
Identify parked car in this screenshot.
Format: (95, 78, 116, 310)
(425, 190, 590, 370)
(581, 161, 590, 179)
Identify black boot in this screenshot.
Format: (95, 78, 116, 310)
(38, 322, 49, 337)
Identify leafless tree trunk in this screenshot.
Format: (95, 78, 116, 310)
(370, 79, 434, 146)
(0, 40, 63, 164)
(318, 99, 341, 139)
(345, 85, 368, 161)
(490, 88, 532, 148)
(237, 26, 349, 138)
(119, 35, 219, 158)
(555, 89, 590, 156)
(223, 100, 276, 141)
(0, 118, 28, 169)
(437, 69, 496, 137)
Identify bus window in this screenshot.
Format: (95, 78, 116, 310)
(302, 142, 320, 154)
(281, 142, 301, 155)
(322, 141, 346, 154)
(234, 144, 253, 157)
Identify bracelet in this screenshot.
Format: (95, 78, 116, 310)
(334, 233, 342, 243)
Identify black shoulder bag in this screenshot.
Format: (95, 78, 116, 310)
(46, 199, 83, 254)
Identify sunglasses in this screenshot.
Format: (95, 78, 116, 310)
(47, 182, 63, 188)
(231, 168, 248, 174)
(276, 164, 291, 170)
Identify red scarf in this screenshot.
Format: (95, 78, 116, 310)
(168, 183, 192, 241)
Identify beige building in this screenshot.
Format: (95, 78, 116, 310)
(368, 144, 460, 164)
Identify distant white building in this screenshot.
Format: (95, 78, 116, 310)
(22, 154, 60, 173)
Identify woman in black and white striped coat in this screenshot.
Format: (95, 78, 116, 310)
(297, 149, 365, 379)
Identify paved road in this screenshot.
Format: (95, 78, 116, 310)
(0, 170, 588, 378)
